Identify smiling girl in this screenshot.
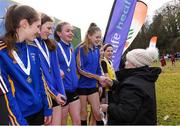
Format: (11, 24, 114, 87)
(0, 5, 52, 125)
(54, 22, 81, 125)
(34, 13, 66, 125)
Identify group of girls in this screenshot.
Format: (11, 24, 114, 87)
(0, 4, 116, 125)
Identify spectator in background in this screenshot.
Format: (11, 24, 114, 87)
(170, 53, 175, 66)
(160, 55, 166, 71)
(100, 47, 161, 125)
(160, 55, 166, 66)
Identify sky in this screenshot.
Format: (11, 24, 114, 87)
(15, 0, 173, 39)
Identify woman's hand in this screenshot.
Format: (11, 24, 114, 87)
(99, 76, 113, 87)
(104, 78, 113, 87)
(100, 104, 108, 112)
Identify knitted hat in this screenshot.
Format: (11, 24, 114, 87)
(126, 47, 159, 67)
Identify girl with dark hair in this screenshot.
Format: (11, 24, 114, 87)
(76, 23, 107, 125)
(0, 5, 52, 125)
(101, 43, 116, 104)
(54, 22, 81, 125)
(34, 13, 66, 125)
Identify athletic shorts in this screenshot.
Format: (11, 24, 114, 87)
(77, 88, 98, 95)
(52, 99, 59, 107)
(62, 91, 79, 107)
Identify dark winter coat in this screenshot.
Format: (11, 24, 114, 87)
(107, 66, 161, 125)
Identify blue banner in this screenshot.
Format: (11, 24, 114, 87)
(103, 0, 137, 71)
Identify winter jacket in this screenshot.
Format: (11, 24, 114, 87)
(108, 66, 161, 125)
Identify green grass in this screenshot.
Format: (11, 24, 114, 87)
(154, 60, 180, 125)
(67, 60, 180, 125)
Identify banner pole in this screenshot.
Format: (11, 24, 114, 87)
(103, 0, 117, 43)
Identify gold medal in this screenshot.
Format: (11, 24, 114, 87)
(27, 76, 32, 83)
(67, 68, 71, 72)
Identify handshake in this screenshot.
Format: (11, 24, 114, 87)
(99, 76, 113, 87)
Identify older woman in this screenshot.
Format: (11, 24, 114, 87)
(100, 47, 161, 125)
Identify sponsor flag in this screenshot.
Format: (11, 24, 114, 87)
(149, 36, 158, 48)
(123, 0, 148, 53)
(103, 0, 137, 71)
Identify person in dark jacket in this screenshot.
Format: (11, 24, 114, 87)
(100, 47, 161, 125)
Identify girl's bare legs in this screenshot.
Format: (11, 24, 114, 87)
(51, 105, 61, 125)
(69, 99, 81, 125)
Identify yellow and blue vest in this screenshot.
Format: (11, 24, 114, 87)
(101, 58, 116, 80)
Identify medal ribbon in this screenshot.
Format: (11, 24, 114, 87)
(12, 44, 31, 75)
(57, 42, 72, 67)
(34, 39, 50, 67)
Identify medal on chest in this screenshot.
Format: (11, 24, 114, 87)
(12, 44, 32, 83)
(58, 42, 72, 73)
